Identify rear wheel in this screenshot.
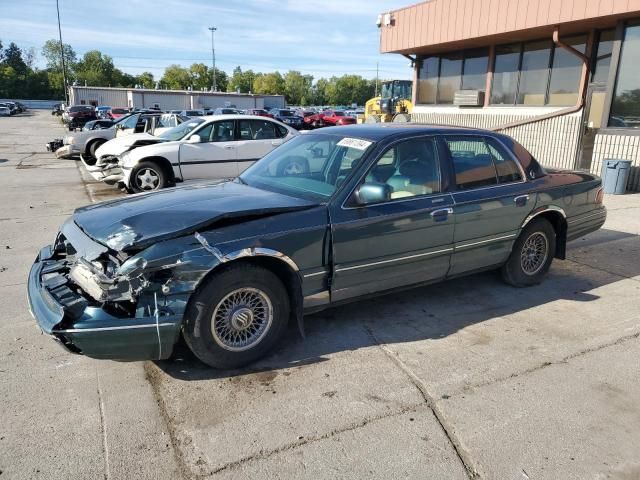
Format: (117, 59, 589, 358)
(129, 160, 167, 193)
(183, 264, 290, 369)
(501, 218, 556, 287)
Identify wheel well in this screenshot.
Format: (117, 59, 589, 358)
(531, 211, 567, 259)
(85, 138, 105, 156)
(192, 256, 303, 333)
(140, 156, 176, 184)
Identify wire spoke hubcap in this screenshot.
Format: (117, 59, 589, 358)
(520, 232, 549, 275)
(136, 168, 160, 190)
(211, 288, 273, 352)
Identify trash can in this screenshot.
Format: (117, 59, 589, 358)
(601, 159, 632, 195)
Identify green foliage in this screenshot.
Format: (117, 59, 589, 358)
(253, 71, 285, 95)
(228, 66, 256, 93)
(136, 72, 155, 89)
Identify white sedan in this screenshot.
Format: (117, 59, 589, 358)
(115, 115, 299, 193)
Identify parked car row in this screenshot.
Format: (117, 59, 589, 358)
(0, 101, 27, 116)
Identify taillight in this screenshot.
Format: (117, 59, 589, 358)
(595, 187, 604, 204)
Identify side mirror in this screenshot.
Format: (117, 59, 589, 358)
(352, 182, 391, 205)
(187, 134, 202, 144)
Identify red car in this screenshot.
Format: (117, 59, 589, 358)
(245, 108, 274, 118)
(110, 107, 130, 119)
(301, 111, 325, 129)
(321, 110, 357, 126)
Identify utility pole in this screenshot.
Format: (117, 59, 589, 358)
(56, 0, 69, 105)
(208, 27, 217, 92)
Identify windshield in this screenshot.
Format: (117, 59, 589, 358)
(239, 134, 374, 202)
(279, 110, 294, 116)
(157, 118, 206, 141)
(381, 80, 412, 100)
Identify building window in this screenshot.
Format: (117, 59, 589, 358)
(548, 35, 587, 106)
(417, 49, 489, 105)
(517, 40, 552, 105)
(437, 53, 463, 104)
(491, 37, 586, 106)
(462, 49, 489, 91)
(609, 22, 640, 128)
(417, 57, 439, 104)
(491, 44, 521, 105)
(592, 29, 615, 84)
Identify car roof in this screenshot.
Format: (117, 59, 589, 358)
(309, 123, 496, 141)
(199, 114, 281, 122)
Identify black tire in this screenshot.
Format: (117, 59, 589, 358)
(183, 264, 290, 369)
(501, 218, 556, 287)
(87, 139, 105, 160)
(129, 160, 167, 193)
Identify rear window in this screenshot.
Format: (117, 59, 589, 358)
(444, 136, 498, 190)
(70, 106, 93, 112)
(112, 108, 129, 114)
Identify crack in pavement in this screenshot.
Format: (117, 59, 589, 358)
(364, 325, 480, 480)
(144, 363, 188, 480)
(466, 329, 640, 392)
(145, 361, 425, 479)
(208, 403, 425, 476)
(96, 368, 111, 480)
(566, 257, 640, 284)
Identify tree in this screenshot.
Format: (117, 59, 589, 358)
(136, 72, 155, 89)
(159, 64, 191, 89)
(4, 42, 28, 77)
(228, 66, 256, 93)
(189, 63, 210, 90)
(253, 71, 285, 95)
(41, 39, 76, 71)
(284, 70, 313, 105)
(75, 50, 116, 86)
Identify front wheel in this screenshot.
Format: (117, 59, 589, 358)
(501, 218, 556, 287)
(129, 160, 167, 193)
(183, 264, 290, 369)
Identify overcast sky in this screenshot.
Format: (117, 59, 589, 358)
(1, 0, 413, 81)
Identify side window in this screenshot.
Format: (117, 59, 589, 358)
(275, 123, 288, 138)
(239, 120, 278, 140)
(194, 123, 214, 142)
(210, 120, 235, 142)
(444, 136, 498, 190)
(365, 137, 441, 200)
(119, 114, 139, 130)
(485, 138, 523, 183)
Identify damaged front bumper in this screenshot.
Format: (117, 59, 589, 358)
(28, 245, 183, 361)
(54, 144, 81, 159)
(81, 155, 124, 184)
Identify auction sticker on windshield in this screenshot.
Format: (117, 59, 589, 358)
(337, 138, 373, 150)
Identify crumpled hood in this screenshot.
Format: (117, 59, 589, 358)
(73, 181, 316, 252)
(95, 133, 163, 160)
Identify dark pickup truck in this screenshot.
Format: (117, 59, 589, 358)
(28, 124, 606, 369)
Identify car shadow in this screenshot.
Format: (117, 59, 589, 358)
(152, 229, 640, 381)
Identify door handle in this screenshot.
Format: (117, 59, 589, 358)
(271, 140, 283, 146)
(224, 145, 235, 150)
(514, 194, 529, 207)
(431, 208, 454, 221)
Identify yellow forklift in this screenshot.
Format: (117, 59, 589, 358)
(364, 80, 413, 123)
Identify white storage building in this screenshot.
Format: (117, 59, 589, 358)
(68, 86, 285, 111)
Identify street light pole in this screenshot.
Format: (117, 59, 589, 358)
(208, 26, 217, 92)
(56, 0, 69, 105)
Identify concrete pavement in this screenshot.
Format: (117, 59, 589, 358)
(1, 111, 639, 479)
